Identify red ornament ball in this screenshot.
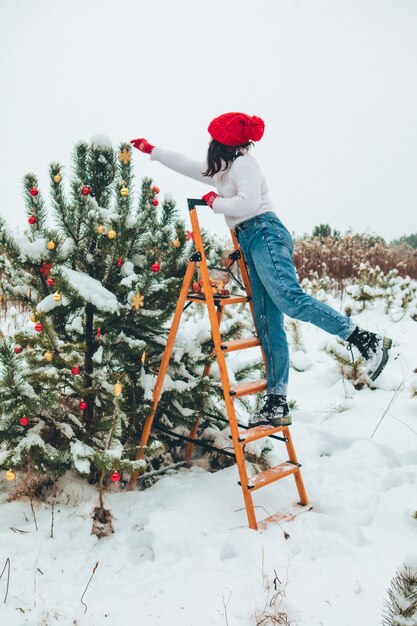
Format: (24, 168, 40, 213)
(117, 257, 123, 268)
(81, 186, 91, 196)
(111, 471, 121, 482)
(96, 327, 101, 338)
(20, 416, 29, 426)
(29, 187, 39, 197)
(28, 216, 37, 225)
(34, 322, 43, 332)
(151, 262, 160, 272)
(46, 277, 54, 286)
(71, 366, 80, 376)
(14, 345, 23, 354)
(151, 198, 159, 207)
(152, 185, 160, 194)
(79, 400, 88, 410)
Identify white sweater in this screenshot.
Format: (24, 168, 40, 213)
(150, 147, 274, 228)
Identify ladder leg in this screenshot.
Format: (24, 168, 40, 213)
(127, 261, 196, 490)
(283, 427, 309, 505)
(185, 306, 224, 464)
(188, 209, 258, 529)
(230, 229, 267, 365)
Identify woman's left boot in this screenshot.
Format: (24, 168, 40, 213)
(249, 394, 291, 428)
(346, 327, 392, 381)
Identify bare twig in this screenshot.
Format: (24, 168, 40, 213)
(50, 498, 55, 539)
(30, 495, 38, 531)
(80, 562, 99, 614)
(386, 411, 417, 437)
(217, 589, 232, 625)
(0, 557, 11, 603)
(9, 527, 30, 534)
(371, 374, 413, 438)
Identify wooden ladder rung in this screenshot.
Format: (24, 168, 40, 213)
(229, 378, 267, 397)
(238, 424, 288, 445)
(220, 337, 261, 352)
(247, 462, 300, 491)
(186, 293, 251, 305)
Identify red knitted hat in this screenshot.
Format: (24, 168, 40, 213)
(208, 112, 265, 147)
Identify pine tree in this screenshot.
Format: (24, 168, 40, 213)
(382, 557, 417, 625)
(0, 138, 216, 494)
(326, 338, 365, 386)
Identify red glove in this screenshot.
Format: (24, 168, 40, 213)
(130, 138, 155, 154)
(202, 191, 219, 208)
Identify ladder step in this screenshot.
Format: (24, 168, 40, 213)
(229, 379, 267, 397)
(220, 337, 261, 352)
(187, 293, 251, 305)
(247, 462, 300, 491)
(238, 424, 289, 445)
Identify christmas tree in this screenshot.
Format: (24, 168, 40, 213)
(0, 137, 219, 500)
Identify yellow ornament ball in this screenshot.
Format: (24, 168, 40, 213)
(172, 239, 181, 248)
(53, 174, 62, 184)
(44, 351, 53, 362)
(53, 291, 62, 302)
(114, 381, 123, 397)
(5, 469, 16, 481)
(30, 313, 37, 323)
(108, 229, 117, 240)
(120, 187, 129, 197)
(97, 225, 106, 235)
(47, 240, 56, 250)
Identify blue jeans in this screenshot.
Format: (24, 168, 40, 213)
(235, 212, 355, 395)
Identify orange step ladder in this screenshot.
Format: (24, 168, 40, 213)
(127, 199, 308, 530)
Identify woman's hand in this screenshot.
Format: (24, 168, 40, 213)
(130, 138, 155, 154)
(202, 191, 219, 208)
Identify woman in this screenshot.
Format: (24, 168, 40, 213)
(131, 112, 392, 428)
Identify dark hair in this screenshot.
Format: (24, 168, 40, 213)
(202, 139, 253, 177)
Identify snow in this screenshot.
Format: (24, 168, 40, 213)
(14, 235, 47, 262)
(90, 134, 112, 149)
(37, 293, 68, 313)
(61, 268, 119, 313)
(1, 301, 417, 625)
(69, 440, 95, 475)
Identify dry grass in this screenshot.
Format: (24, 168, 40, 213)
(293, 235, 417, 282)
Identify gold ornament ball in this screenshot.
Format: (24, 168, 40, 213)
(120, 187, 129, 197)
(114, 381, 123, 397)
(107, 229, 117, 240)
(44, 351, 53, 362)
(172, 239, 181, 248)
(53, 174, 62, 184)
(97, 225, 106, 235)
(30, 313, 37, 323)
(53, 291, 62, 302)
(47, 240, 56, 250)
(0, 294, 5, 303)
(5, 469, 16, 481)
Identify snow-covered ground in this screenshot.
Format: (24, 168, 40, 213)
(1, 301, 416, 626)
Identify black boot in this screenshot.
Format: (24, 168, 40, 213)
(249, 394, 291, 428)
(346, 326, 392, 381)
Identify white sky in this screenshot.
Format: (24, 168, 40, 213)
(1, 0, 416, 240)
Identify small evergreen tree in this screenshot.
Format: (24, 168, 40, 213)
(0, 138, 216, 498)
(382, 557, 417, 626)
